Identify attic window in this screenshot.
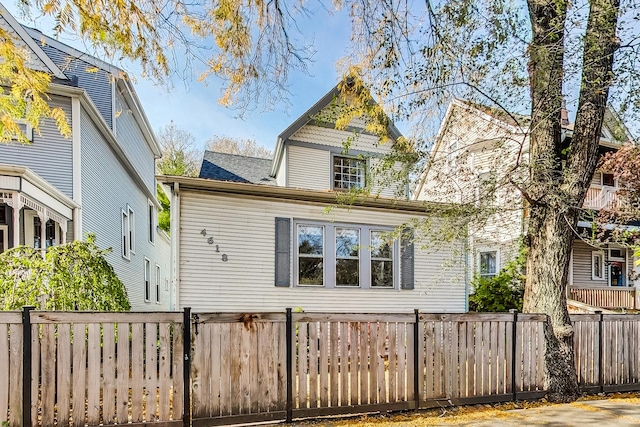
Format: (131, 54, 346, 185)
(603, 173, 615, 187)
(333, 156, 365, 190)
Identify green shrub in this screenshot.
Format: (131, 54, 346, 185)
(469, 245, 525, 312)
(0, 234, 130, 311)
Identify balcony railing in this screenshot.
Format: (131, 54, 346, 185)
(569, 286, 636, 310)
(583, 186, 619, 210)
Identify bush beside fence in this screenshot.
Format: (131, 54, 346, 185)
(1, 309, 640, 426)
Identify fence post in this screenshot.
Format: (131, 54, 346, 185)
(595, 310, 603, 393)
(413, 309, 420, 410)
(22, 305, 34, 427)
(285, 308, 293, 423)
(509, 309, 518, 402)
(183, 307, 191, 427)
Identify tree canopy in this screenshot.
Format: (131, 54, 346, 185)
(205, 135, 272, 159)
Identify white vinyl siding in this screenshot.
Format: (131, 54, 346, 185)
(290, 122, 390, 154)
(0, 95, 74, 197)
(287, 145, 330, 190)
(177, 190, 467, 313)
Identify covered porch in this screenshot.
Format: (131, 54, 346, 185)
(569, 239, 638, 310)
(0, 165, 78, 254)
(569, 286, 637, 310)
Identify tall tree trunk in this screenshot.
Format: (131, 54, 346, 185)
(525, 0, 620, 402)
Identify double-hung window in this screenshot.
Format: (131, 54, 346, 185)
(335, 228, 360, 286)
(333, 156, 366, 190)
(295, 221, 398, 289)
(121, 205, 135, 259)
(148, 200, 155, 244)
(592, 251, 605, 280)
(371, 231, 394, 287)
(297, 225, 324, 285)
(155, 264, 161, 303)
(144, 258, 151, 302)
(479, 250, 498, 278)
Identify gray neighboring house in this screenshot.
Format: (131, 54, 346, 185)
(0, 4, 171, 310)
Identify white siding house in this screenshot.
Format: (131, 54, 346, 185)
(416, 98, 636, 310)
(167, 84, 468, 312)
(0, 5, 170, 309)
(160, 178, 467, 313)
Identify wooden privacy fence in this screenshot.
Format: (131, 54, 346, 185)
(1, 307, 186, 427)
(3, 309, 640, 427)
(572, 313, 640, 392)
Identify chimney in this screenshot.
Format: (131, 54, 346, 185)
(560, 100, 569, 126)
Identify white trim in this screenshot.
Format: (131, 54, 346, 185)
(127, 205, 135, 254)
(71, 96, 82, 237)
(0, 224, 7, 252)
(592, 251, 605, 281)
(293, 220, 399, 290)
(0, 4, 68, 80)
(144, 257, 151, 303)
(155, 263, 161, 304)
(170, 183, 181, 310)
(148, 199, 155, 245)
(111, 79, 117, 134)
(121, 209, 130, 260)
(477, 248, 499, 278)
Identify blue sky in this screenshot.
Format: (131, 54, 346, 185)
(7, 2, 354, 153)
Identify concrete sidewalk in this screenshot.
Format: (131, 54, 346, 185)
(466, 399, 640, 426)
(294, 398, 640, 426)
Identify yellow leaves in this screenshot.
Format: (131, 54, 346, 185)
(0, 34, 70, 143)
(85, 66, 99, 74)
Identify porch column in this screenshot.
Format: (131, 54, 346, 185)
(60, 220, 67, 245)
(9, 192, 22, 249)
(38, 212, 47, 257)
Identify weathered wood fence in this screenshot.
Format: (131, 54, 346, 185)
(2, 310, 640, 427)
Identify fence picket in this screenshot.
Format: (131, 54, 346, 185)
(349, 322, 359, 406)
(102, 324, 116, 423)
(342, 322, 350, 406)
(72, 323, 87, 427)
(116, 323, 130, 424)
(57, 324, 72, 426)
(131, 323, 144, 423)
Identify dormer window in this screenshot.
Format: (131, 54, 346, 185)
(602, 173, 615, 187)
(333, 156, 366, 190)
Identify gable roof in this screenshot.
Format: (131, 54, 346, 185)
(199, 151, 275, 185)
(21, 26, 162, 157)
(0, 3, 67, 80)
(270, 83, 403, 176)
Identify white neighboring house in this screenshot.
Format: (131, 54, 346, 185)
(160, 84, 468, 313)
(0, 4, 171, 310)
(416, 98, 637, 310)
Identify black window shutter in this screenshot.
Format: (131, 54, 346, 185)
(275, 217, 291, 287)
(400, 228, 414, 290)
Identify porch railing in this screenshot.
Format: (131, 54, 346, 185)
(583, 186, 619, 210)
(569, 286, 636, 310)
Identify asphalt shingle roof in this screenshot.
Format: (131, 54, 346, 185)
(199, 151, 275, 184)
